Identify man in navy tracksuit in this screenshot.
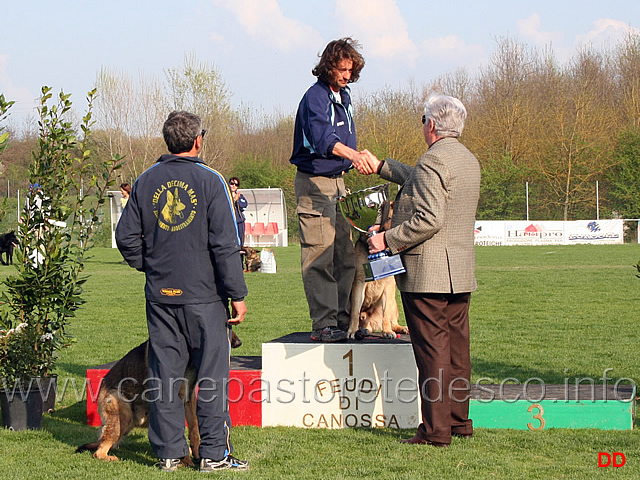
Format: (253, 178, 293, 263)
(116, 111, 249, 472)
(290, 38, 366, 342)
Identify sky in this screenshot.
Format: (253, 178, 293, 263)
(1, 0, 639, 128)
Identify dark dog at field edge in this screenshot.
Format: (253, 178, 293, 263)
(76, 330, 242, 465)
(0, 231, 18, 265)
(347, 202, 409, 339)
(242, 246, 261, 272)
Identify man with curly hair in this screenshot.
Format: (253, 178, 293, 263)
(289, 38, 366, 343)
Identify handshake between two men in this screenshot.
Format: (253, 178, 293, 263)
(350, 150, 387, 255)
(351, 149, 381, 176)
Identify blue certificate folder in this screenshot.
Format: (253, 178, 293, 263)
(363, 254, 406, 281)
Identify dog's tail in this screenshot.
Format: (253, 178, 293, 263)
(76, 442, 99, 454)
(230, 329, 242, 349)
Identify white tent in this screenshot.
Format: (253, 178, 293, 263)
(241, 188, 288, 247)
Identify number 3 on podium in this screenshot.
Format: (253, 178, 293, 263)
(527, 403, 545, 430)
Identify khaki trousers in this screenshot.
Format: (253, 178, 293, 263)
(295, 171, 355, 331)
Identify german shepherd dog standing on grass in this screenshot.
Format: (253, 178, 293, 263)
(76, 331, 242, 465)
(242, 246, 261, 272)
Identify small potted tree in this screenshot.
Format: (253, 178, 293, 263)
(0, 87, 122, 429)
(0, 322, 50, 429)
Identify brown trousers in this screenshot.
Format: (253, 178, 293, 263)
(401, 292, 473, 444)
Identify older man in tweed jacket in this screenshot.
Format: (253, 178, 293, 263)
(359, 94, 481, 447)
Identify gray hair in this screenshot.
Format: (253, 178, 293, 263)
(162, 111, 203, 154)
(423, 94, 467, 138)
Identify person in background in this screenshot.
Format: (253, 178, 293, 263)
(229, 177, 248, 261)
(356, 94, 481, 447)
(119, 182, 131, 209)
(23, 183, 47, 265)
(289, 37, 367, 343)
(116, 111, 249, 472)
(117, 183, 132, 264)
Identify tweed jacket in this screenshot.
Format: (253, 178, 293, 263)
(380, 137, 481, 294)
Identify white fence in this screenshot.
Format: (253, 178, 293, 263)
(474, 220, 625, 246)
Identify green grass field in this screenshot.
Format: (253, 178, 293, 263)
(1, 244, 639, 479)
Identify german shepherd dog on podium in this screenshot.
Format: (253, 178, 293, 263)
(347, 201, 409, 339)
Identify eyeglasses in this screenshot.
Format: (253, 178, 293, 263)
(229, 181, 238, 186)
(201, 129, 207, 138)
(422, 115, 426, 125)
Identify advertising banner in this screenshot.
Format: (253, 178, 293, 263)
(565, 220, 624, 244)
(474, 220, 624, 246)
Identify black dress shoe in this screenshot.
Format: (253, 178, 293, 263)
(452, 432, 472, 438)
(399, 436, 449, 447)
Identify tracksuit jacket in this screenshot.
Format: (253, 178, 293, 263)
(115, 154, 248, 305)
(289, 80, 357, 176)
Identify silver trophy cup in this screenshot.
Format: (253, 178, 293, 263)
(338, 184, 405, 281)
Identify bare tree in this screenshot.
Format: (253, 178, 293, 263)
(615, 33, 640, 128)
(356, 85, 425, 165)
(429, 68, 474, 108)
(468, 37, 541, 165)
(94, 68, 167, 181)
(233, 108, 294, 168)
(165, 54, 237, 171)
(538, 46, 618, 219)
